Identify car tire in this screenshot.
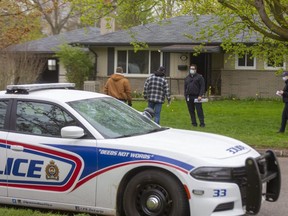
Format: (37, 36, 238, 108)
(123, 169, 190, 216)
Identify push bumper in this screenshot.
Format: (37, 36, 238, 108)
(245, 150, 281, 215)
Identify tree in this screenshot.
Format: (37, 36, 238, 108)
(0, 51, 48, 89)
(0, 0, 43, 48)
(179, 0, 288, 67)
(55, 44, 94, 89)
(28, 0, 82, 35)
(218, 0, 288, 67)
(71, 0, 184, 29)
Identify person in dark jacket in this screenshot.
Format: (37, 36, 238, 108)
(277, 71, 288, 133)
(184, 64, 205, 127)
(143, 66, 171, 124)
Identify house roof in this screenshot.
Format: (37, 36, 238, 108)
(6, 15, 261, 53)
(76, 15, 260, 47)
(6, 27, 100, 53)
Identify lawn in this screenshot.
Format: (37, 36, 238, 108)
(133, 98, 288, 149)
(0, 99, 287, 216)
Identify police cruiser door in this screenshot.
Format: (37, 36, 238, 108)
(0, 100, 9, 198)
(6, 99, 97, 207)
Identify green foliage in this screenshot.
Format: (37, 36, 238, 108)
(188, 0, 288, 66)
(133, 99, 288, 149)
(54, 44, 93, 89)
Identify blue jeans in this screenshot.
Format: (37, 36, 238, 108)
(148, 101, 162, 124)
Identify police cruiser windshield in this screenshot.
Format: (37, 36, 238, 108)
(68, 97, 163, 138)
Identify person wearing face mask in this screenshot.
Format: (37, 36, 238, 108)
(277, 71, 288, 133)
(184, 64, 206, 127)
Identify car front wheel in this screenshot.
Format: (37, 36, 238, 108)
(123, 169, 190, 216)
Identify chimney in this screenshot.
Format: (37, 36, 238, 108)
(100, 17, 115, 35)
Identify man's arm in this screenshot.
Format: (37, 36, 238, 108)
(199, 76, 205, 96)
(124, 79, 132, 106)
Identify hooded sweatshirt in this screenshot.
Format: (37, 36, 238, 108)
(104, 73, 132, 103)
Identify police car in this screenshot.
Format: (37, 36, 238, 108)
(0, 83, 281, 216)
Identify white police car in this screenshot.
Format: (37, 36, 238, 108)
(0, 83, 281, 216)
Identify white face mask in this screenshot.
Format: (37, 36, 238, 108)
(283, 77, 288, 81)
(189, 69, 196, 75)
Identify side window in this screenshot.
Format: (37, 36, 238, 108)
(235, 53, 256, 69)
(0, 101, 8, 129)
(16, 101, 77, 137)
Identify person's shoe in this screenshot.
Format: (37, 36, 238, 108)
(200, 124, 205, 127)
(192, 123, 197, 127)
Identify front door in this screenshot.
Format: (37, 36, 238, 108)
(190, 53, 212, 92)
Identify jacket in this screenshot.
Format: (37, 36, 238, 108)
(184, 73, 205, 97)
(104, 73, 132, 103)
(282, 80, 288, 103)
(143, 74, 171, 104)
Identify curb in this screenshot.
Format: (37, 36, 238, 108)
(256, 148, 288, 157)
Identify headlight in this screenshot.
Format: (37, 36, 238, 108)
(190, 167, 233, 181)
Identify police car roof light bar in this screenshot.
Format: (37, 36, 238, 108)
(6, 83, 75, 94)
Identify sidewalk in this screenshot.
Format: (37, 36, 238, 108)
(256, 148, 288, 157)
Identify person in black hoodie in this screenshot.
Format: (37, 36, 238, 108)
(184, 64, 205, 127)
(277, 71, 288, 133)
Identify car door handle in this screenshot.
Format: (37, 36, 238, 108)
(11, 145, 24, 152)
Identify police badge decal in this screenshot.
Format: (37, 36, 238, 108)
(45, 160, 59, 180)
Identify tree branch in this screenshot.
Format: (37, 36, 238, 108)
(253, 0, 288, 40)
(218, 0, 287, 41)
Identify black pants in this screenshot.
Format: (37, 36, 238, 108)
(186, 96, 205, 126)
(279, 103, 288, 132)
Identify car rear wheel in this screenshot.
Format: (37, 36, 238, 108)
(123, 169, 189, 216)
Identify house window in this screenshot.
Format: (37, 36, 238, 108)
(236, 53, 256, 69)
(264, 56, 286, 70)
(48, 59, 56, 71)
(117, 50, 161, 74)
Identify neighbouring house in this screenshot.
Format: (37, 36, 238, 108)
(5, 27, 101, 84)
(6, 16, 286, 98)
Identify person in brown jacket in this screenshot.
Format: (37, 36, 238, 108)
(104, 66, 132, 106)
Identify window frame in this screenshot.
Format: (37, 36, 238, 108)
(264, 57, 286, 70)
(115, 48, 163, 77)
(235, 53, 256, 70)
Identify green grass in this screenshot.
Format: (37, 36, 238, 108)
(133, 99, 288, 149)
(0, 205, 88, 216)
(0, 99, 287, 215)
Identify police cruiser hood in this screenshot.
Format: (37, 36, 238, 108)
(103, 128, 259, 161)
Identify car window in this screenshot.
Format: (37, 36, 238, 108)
(16, 101, 77, 137)
(0, 100, 8, 129)
(68, 97, 161, 138)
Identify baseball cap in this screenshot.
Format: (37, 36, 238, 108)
(157, 66, 165, 72)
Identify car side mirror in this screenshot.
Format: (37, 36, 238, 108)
(142, 107, 154, 119)
(61, 126, 85, 138)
